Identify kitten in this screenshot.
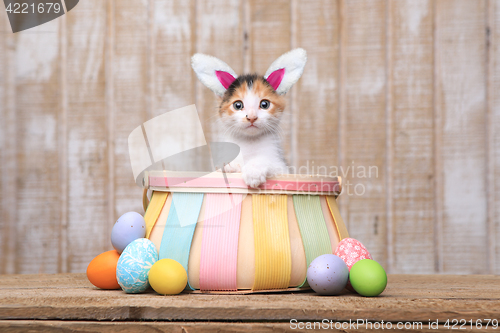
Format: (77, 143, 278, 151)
(217, 74, 288, 188)
(191, 48, 307, 188)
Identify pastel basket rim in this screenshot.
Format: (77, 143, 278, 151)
(142, 171, 342, 196)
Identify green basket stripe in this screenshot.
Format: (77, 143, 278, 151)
(293, 195, 333, 287)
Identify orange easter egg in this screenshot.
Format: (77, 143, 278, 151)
(86, 250, 121, 289)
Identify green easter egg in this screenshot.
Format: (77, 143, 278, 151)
(349, 259, 387, 296)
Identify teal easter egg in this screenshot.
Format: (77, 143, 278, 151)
(349, 259, 387, 297)
(116, 238, 158, 293)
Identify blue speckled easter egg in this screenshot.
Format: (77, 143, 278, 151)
(116, 238, 158, 293)
(307, 254, 349, 296)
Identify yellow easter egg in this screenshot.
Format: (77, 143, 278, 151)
(148, 259, 187, 295)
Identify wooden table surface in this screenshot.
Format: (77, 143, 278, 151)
(0, 274, 499, 332)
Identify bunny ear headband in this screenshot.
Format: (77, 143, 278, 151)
(191, 48, 307, 97)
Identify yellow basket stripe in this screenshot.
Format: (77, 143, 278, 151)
(252, 194, 291, 290)
(144, 191, 168, 239)
(326, 196, 349, 240)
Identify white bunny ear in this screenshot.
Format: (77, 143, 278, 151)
(191, 53, 238, 97)
(264, 48, 307, 95)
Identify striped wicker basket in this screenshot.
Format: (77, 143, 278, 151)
(141, 171, 348, 293)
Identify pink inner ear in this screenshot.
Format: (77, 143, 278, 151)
(266, 68, 285, 91)
(216, 71, 236, 89)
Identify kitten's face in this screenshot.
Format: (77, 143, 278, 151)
(219, 74, 286, 139)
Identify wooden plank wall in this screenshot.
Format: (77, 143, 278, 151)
(490, 0, 500, 274)
(390, 0, 435, 273)
(0, 0, 499, 275)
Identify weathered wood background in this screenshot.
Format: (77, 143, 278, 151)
(1, 0, 499, 275)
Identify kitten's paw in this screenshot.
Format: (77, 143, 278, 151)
(223, 162, 241, 173)
(242, 165, 268, 188)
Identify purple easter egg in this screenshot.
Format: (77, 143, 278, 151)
(307, 254, 349, 295)
(111, 212, 146, 253)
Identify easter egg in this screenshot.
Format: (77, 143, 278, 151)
(349, 259, 387, 297)
(116, 238, 158, 293)
(86, 250, 121, 289)
(149, 259, 188, 295)
(334, 238, 372, 270)
(111, 212, 146, 254)
(306, 254, 349, 295)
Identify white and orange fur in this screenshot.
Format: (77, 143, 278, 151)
(191, 48, 307, 188)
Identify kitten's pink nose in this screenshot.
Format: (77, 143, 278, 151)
(246, 115, 258, 123)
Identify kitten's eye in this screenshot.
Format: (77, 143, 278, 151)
(260, 100, 270, 110)
(233, 101, 244, 110)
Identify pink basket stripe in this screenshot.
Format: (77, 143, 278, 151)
(199, 193, 242, 291)
(149, 176, 340, 193)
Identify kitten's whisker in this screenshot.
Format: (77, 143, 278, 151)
(207, 113, 221, 122)
(263, 122, 284, 140)
(277, 125, 286, 139)
(272, 122, 286, 139)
